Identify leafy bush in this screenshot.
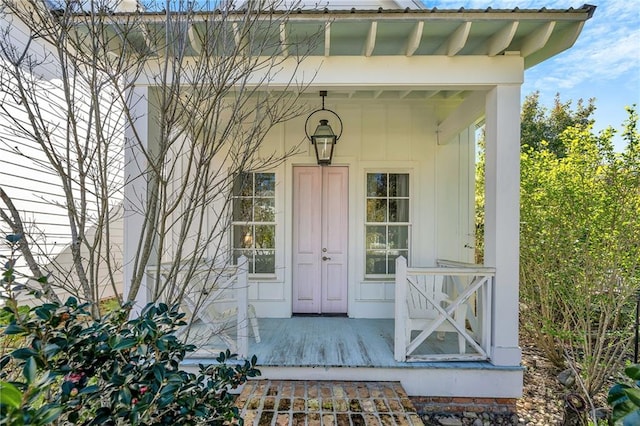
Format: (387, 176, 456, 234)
(608, 364, 640, 425)
(0, 298, 260, 425)
(518, 106, 640, 398)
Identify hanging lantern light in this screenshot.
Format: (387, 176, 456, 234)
(305, 91, 343, 165)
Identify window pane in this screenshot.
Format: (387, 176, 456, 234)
(366, 199, 387, 222)
(387, 251, 408, 274)
(367, 173, 387, 197)
(255, 225, 275, 249)
(366, 225, 387, 249)
(366, 250, 387, 274)
(388, 226, 408, 250)
(255, 250, 275, 273)
(254, 198, 275, 222)
(387, 252, 408, 274)
(255, 173, 275, 196)
(389, 199, 409, 222)
(364, 172, 410, 276)
(233, 249, 254, 273)
(233, 198, 253, 221)
(389, 174, 409, 197)
(233, 225, 253, 248)
(233, 173, 253, 196)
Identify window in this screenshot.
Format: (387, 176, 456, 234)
(232, 172, 276, 274)
(365, 173, 410, 275)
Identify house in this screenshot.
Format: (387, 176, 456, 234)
(3, 0, 595, 400)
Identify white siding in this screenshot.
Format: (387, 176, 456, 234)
(221, 98, 476, 318)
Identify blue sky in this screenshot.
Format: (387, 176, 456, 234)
(428, 0, 639, 149)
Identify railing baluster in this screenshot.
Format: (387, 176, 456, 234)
(236, 255, 249, 358)
(394, 256, 408, 362)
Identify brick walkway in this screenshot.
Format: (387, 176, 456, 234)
(235, 380, 425, 426)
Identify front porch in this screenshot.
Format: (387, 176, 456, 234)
(172, 257, 524, 397)
(182, 316, 522, 398)
(174, 256, 495, 361)
(187, 317, 471, 367)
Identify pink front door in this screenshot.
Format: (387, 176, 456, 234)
(292, 166, 348, 314)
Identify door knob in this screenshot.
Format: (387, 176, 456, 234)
(322, 256, 331, 261)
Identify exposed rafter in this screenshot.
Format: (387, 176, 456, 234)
(324, 21, 331, 57)
(405, 21, 423, 56)
(487, 21, 519, 56)
(521, 21, 555, 57)
(525, 20, 585, 68)
(364, 21, 378, 57)
(69, 6, 595, 75)
(280, 22, 288, 57)
(435, 21, 471, 56)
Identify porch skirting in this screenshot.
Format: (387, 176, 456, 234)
(181, 361, 523, 399)
(253, 364, 523, 398)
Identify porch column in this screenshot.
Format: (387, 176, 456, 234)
(123, 85, 149, 316)
(484, 85, 522, 366)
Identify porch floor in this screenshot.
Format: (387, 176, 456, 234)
(234, 380, 425, 426)
(187, 317, 483, 367)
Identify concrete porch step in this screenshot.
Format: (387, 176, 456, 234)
(235, 380, 425, 425)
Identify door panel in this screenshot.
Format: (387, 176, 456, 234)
(320, 168, 348, 313)
(293, 166, 348, 314)
(292, 168, 322, 313)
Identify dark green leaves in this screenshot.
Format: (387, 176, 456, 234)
(23, 357, 37, 384)
(4, 323, 28, 335)
(609, 364, 640, 425)
(1, 299, 259, 425)
(109, 336, 137, 350)
(624, 364, 640, 382)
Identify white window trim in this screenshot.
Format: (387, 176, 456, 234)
(363, 169, 412, 280)
(231, 171, 278, 278)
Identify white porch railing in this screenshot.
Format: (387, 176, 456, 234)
(148, 255, 259, 358)
(394, 256, 495, 362)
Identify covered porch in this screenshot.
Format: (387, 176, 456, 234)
(188, 317, 468, 367)
(123, 3, 596, 399)
(168, 257, 522, 399)
(181, 315, 522, 398)
(179, 258, 495, 364)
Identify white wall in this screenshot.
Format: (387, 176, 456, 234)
(131, 94, 477, 319)
(231, 98, 477, 318)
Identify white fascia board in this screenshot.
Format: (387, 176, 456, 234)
(136, 55, 524, 88)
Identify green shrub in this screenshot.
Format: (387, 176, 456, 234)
(608, 364, 640, 425)
(0, 298, 260, 425)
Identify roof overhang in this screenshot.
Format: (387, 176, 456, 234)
(105, 4, 595, 69)
(13, 2, 594, 131)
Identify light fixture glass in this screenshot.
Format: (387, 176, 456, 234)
(311, 119, 336, 165)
